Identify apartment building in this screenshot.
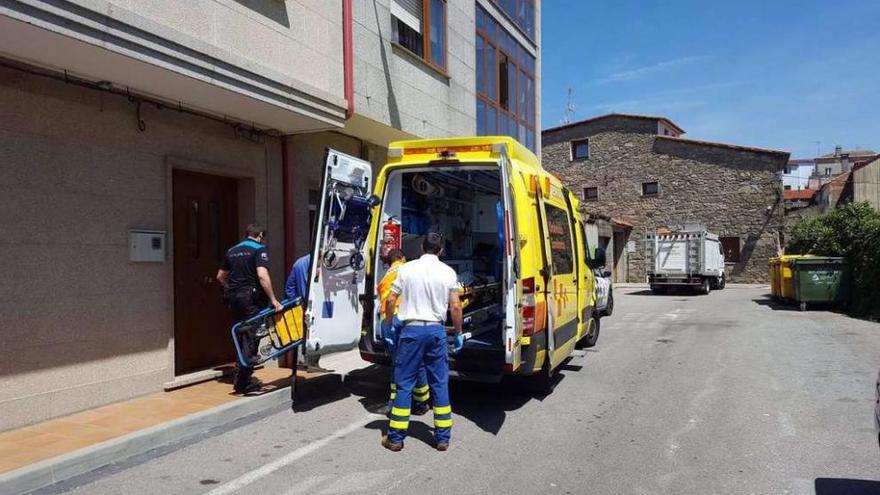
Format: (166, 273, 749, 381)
(0, 0, 540, 430)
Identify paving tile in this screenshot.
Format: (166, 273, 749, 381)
(0, 426, 43, 443)
(12, 432, 67, 449)
(0, 370, 297, 476)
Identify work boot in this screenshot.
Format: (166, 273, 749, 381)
(412, 402, 430, 416)
(435, 442, 449, 452)
(233, 378, 264, 395)
(381, 436, 403, 452)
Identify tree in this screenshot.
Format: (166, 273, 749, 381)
(787, 202, 880, 318)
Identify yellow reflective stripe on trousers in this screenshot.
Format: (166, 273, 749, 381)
(390, 383, 397, 390)
(389, 393, 397, 399)
(391, 407, 410, 417)
(389, 420, 409, 429)
(434, 405, 451, 415)
(413, 385, 429, 393)
(434, 419, 453, 428)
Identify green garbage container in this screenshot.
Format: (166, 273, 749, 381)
(791, 257, 849, 311)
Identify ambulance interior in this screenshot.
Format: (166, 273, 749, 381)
(377, 167, 507, 354)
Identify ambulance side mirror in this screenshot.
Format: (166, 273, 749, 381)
(367, 194, 381, 208)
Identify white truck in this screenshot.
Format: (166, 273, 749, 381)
(646, 228, 726, 294)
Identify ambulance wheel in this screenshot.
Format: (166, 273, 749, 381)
(582, 315, 600, 348)
(577, 315, 599, 349)
(719, 275, 726, 290)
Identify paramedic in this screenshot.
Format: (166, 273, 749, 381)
(378, 250, 429, 416)
(382, 233, 464, 452)
(217, 223, 283, 395)
(284, 254, 311, 302)
(283, 254, 328, 372)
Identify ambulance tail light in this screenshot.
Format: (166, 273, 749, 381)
(521, 277, 536, 337)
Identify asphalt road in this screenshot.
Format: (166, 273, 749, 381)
(43, 286, 880, 495)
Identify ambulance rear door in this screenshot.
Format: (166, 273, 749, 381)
(498, 149, 522, 372)
(305, 149, 376, 356)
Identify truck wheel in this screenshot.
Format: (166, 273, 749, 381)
(719, 275, 726, 290)
(700, 278, 711, 295)
(651, 285, 666, 295)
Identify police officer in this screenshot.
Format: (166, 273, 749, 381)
(382, 233, 464, 452)
(217, 223, 284, 395)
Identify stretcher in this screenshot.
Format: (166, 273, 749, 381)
(231, 298, 306, 368)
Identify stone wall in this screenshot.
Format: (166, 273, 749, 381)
(543, 123, 787, 283)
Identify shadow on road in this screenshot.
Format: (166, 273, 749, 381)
(751, 296, 802, 312)
(752, 295, 841, 313)
(627, 289, 703, 296)
(291, 365, 389, 413)
(291, 356, 583, 447)
(815, 478, 880, 495)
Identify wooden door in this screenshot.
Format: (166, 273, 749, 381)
(173, 170, 239, 375)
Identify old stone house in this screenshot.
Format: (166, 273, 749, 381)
(542, 113, 790, 283)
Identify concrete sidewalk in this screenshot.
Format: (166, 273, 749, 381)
(0, 350, 370, 495)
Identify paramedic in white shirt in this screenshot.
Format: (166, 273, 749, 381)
(381, 232, 463, 452)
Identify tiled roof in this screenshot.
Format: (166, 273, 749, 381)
(655, 135, 790, 158)
(542, 113, 685, 135)
(784, 189, 817, 201)
(819, 149, 877, 158)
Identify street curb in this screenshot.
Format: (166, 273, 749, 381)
(0, 386, 292, 495)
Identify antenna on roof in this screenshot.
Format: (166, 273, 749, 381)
(561, 87, 576, 125)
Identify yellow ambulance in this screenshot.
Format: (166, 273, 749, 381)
(303, 137, 603, 392)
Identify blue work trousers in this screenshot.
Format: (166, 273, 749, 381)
(388, 317, 430, 408)
(387, 324, 452, 445)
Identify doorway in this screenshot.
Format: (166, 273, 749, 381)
(172, 170, 240, 375)
(613, 230, 627, 283)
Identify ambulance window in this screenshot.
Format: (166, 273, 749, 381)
(546, 205, 574, 275)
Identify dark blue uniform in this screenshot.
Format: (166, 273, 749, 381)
(221, 238, 270, 392)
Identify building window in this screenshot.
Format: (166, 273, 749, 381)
(571, 139, 590, 160)
(391, 0, 447, 70)
(824, 167, 832, 175)
(490, 0, 535, 39)
(641, 181, 659, 196)
(583, 186, 598, 201)
(720, 236, 741, 263)
(475, 5, 536, 151)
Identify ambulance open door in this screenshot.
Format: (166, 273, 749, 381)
(498, 148, 522, 373)
(304, 149, 377, 356)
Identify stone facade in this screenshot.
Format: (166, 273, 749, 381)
(543, 115, 789, 283)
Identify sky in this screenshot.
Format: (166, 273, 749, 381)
(540, 0, 880, 159)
